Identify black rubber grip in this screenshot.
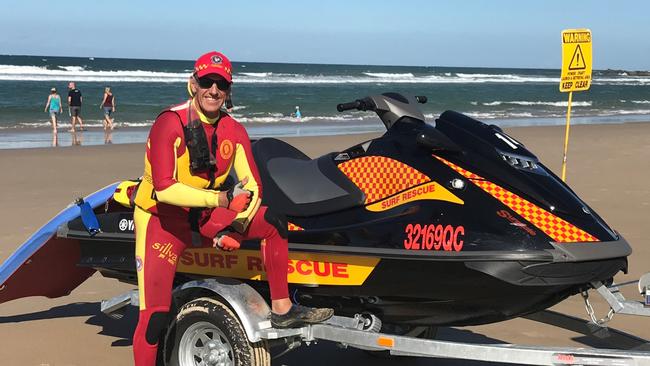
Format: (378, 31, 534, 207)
(337, 101, 361, 112)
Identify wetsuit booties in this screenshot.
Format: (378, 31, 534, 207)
(271, 304, 334, 328)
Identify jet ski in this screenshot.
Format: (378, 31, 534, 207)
(0, 92, 631, 328)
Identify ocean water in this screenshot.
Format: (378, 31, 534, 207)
(0, 54, 649, 148)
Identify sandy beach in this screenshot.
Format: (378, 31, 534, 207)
(1, 122, 649, 366)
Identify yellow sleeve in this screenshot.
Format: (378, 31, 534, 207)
(231, 143, 262, 231)
(155, 183, 220, 208)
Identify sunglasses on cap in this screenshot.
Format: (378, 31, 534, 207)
(194, 75, 231, 91)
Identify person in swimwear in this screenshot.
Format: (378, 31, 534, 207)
(100, 86, 116, 130)
(44, 87, 62, 133)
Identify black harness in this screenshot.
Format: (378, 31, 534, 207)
(182, 106, 219, 189)
(161, 106, 223, 246)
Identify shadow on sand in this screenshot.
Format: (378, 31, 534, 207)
(0, 301, 137, 347)
(2, 303, 648, 365)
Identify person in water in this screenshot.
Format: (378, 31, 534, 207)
(294, 105, 302, 119)
(130, 51, 333, 366)
(44, 87, 62, 133)
(67, 82, 84, 132)
(100, 86, 116, 130)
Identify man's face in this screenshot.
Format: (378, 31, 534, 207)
(190, 74, 230, 118)
(68, 82, 75, 90)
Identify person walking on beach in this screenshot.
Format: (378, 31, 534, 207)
(67, 82, 84, 132)
(100, 86, 116, 130)
(130, 51, 333, 366)
(43, 87, 62, 133)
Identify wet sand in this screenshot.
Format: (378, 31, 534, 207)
(0, 122, 649, 365)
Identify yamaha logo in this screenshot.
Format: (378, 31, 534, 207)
(119, 218, 134, 231)
(211, 55, 222, 64)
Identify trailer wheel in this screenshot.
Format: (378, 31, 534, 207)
(165, 297, 270, 366)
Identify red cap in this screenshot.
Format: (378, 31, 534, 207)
(193, 51, 232, 83)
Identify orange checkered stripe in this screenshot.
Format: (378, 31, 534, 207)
(434, 155, 598, 243)
(338, 156, 430, 204)
(195, 63, 232, 76)
(288, 222, 304, 231)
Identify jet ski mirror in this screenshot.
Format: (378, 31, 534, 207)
(416, 127, 461, 153)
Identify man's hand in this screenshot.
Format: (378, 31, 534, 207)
(226, 177, 252, 212)
(213, 233, 240, 251)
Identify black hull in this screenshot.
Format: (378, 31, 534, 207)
(261, 255, 627, 326)
(74, 234, 628, 326)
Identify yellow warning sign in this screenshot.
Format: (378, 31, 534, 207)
(560, 29, 592, 92)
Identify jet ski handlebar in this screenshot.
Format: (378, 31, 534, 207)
(337, 95, 427, 113)
(337, 93, 428, 130)
(336, 98, 376, 112)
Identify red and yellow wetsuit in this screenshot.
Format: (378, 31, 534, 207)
(132, 100, 289, 366)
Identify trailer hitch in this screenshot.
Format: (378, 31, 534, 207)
(584, 273, 650, 327)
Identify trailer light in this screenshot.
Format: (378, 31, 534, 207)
(377, 336, 395, 348)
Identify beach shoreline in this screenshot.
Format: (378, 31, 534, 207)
(1, 122, 649, 365)
(2, 116, 650, 150)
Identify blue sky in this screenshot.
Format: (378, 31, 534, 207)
(2, 0, 648, 70)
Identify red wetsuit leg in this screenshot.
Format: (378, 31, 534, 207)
(133, 208, 189, 366)
(243, 206, 289, 300)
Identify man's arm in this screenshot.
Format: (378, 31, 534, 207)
(230, 124, 262, 230)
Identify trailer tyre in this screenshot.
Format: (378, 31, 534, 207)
(165, 297, 270, 366)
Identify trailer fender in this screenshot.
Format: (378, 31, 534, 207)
(173, 278, 272, 343)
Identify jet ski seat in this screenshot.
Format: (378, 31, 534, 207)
(252, 138, 365, 217)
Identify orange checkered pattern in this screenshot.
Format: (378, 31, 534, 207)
(434, 155, 598, 243)
(338, 156, 430, 204)
(287, 222, 304, 231)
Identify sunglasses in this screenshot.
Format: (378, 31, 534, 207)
(194, 75, 231, 91)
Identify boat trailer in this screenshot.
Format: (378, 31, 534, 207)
(101, 274, 650, 366)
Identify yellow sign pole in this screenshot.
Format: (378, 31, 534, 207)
(559, 28, 592, 182)
(561, 91, 573, 181)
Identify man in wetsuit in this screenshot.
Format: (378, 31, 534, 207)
(131, 51, 333, 366)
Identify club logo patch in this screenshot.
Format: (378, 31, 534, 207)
(211, 55, 222, 64)
(135, 256, 143, 272)
(152, 242, 178, 266)
(220, 139, 234, 160)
